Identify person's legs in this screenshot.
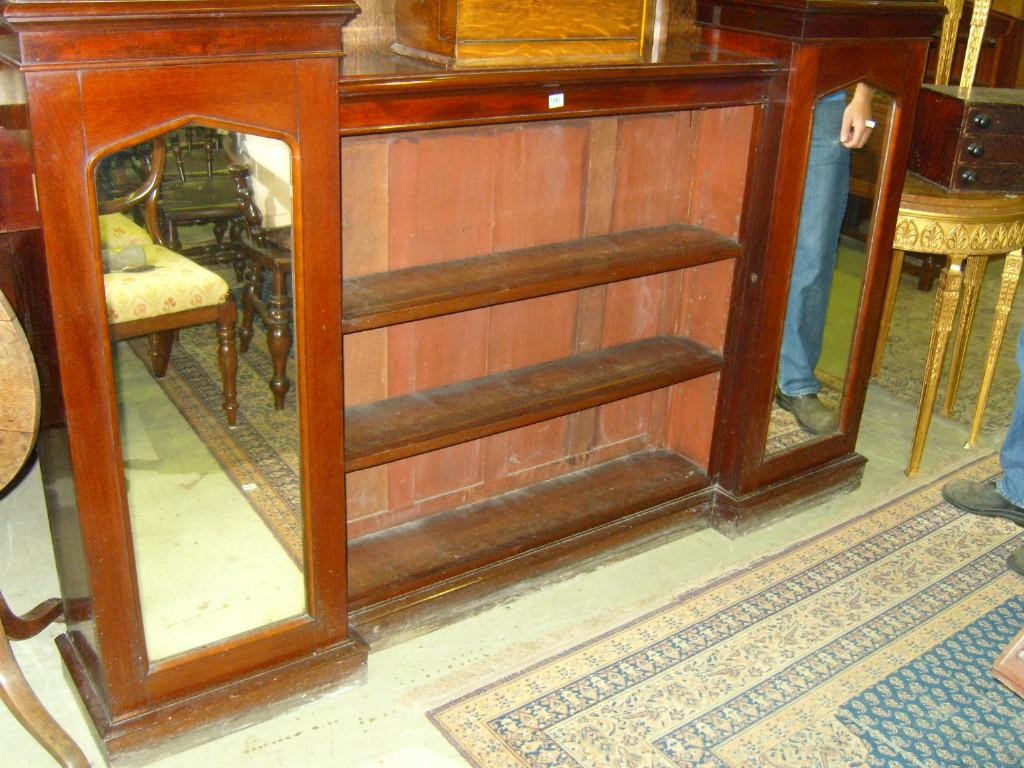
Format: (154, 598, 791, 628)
(997, 324, 1024, 506)
(778, 94, 851, 399)
(943, 324, 1024, 536)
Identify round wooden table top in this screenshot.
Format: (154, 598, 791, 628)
(0, 291, 39, 491)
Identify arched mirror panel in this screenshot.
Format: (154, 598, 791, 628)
(93, 123, 304, 661)
(764, 85, 895, 457)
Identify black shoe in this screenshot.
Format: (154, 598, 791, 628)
(941, 479, 1024, 526)
(775, 391, 838, 435)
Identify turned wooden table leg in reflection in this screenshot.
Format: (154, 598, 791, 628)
(968, 248, 1023, 447)
(907, 254, 965, 475)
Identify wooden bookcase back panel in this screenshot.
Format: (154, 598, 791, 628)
(341, 108, 752, 539)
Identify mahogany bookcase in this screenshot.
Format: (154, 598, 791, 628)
(0, 0, 942, 760)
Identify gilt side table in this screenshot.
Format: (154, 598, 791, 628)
(874, 173, 1024, 475)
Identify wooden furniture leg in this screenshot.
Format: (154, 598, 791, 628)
(942, 254, 986, 415)
(967, 248, 1023, 447)
(907, 254, 965, 475)
(0, 594, 90, 768)
(872, 248, 905, 375)
(216, 295, 239, 427)
(267, 266, 292, 410)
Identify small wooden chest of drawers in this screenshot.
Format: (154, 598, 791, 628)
(393, 0, 655, 67)
(908, 84, 1024, 193)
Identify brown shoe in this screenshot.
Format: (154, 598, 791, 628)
(775, 391, 838, 435)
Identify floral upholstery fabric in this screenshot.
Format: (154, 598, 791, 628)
(104, 244, 229, 324)
(98, 213, 154, 248)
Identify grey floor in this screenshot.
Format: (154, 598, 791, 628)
(0, 384, 1001, 767)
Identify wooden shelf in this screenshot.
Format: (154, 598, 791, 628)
(342, 224, 740, 333)
(344, 335, 723, 471)
(348, 449, 709, 609)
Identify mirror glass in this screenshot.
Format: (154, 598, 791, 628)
(94, 124, 304, 661)
(765, 87, 893, 456)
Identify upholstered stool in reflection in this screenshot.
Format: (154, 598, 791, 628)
(0, 292, 90, 767)
(99, 137, 239, 425)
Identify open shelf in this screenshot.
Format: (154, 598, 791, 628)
(348, 448, 709, 609)
(344, 335, 723, 471)
(341, 224, 740, 333)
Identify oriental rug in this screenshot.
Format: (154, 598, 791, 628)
(428, 453, 1024, 768)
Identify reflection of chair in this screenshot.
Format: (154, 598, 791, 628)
(230, 164, 293, 410)
(99, 137, 239, 426)
(0, 292, 90, 767)
(873, 0, 1024, 475)
(157, 128, 248, 271)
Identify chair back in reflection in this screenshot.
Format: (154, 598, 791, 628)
(98, 136, 239, 425)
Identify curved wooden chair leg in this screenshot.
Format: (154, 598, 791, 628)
(0, 594, 89, 767)
(0, 594, 63, 641)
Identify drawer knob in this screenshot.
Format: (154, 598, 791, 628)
(973, 113, 993, 129)
(966, 142, 985, 158)
(961, 169, 979, 185)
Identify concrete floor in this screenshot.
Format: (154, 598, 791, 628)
(0, 384, 1001, 767)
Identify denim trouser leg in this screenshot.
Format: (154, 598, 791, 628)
(778, 95, 851, 397)
(997, 325, 1024, 506)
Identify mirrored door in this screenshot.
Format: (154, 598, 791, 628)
(764, 86, 894, 458)
(94, 123, 304, 661)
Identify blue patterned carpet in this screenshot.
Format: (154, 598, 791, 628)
(430, 454, 1024, 767)
(838, 597, 1024, 768)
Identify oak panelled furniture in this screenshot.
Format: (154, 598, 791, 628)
(0, 0, 943, 761)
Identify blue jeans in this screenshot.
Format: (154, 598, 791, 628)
(778, 94, 851, 397)
(998, 324, 1024, 506)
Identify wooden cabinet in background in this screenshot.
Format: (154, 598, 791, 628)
(393, 0, 655, 65)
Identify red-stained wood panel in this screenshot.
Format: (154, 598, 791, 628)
(679, 259, 735, 353)
(569, 117, 618, 455)
(386, 128, 497, 509)
(343, 109, 746, 536)
(484, 121, 587, 483)
(388, 129, 496, 268)
(691, 106, 755, 238)
(598, 110, 703, 444)
(610, 111, 700, 232)
(342, 137, 390, 525)
(665, 373, 721, 468)
(483, 294, 577, 481)
(597, 274, 664, 443)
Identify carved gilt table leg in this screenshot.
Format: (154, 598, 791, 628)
(943, 254, 987, 415)
(872, 248, 905, 376)
(908, 254, 966, 475)
(967, 248, 1023, 447)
